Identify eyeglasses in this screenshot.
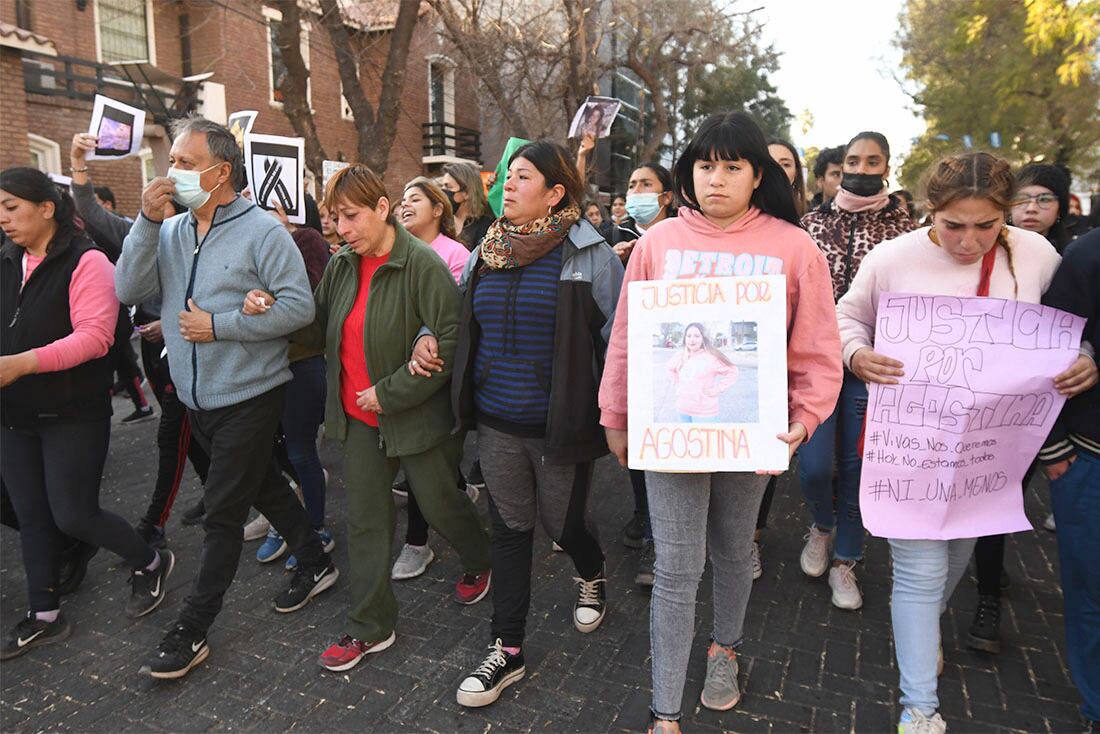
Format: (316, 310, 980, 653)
(1011, 193, 1058, 209)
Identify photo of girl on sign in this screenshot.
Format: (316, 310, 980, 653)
(656, 321, 759, 423)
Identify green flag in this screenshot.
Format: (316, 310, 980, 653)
(486, 136, 531, 218)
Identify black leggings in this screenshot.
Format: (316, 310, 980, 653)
(974, 463, 1036, 596)
(1, 419, 155, 611)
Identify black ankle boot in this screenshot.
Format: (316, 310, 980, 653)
(967, 594, 1001, 654)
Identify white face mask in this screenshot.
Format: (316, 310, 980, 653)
(167, 163, 221, 210)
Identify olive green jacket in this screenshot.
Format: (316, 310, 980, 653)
(296, 222, 464, 456)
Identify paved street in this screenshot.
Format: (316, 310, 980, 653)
(0, 394, 1083, 733)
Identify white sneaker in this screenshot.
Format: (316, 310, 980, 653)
(799, 526, 833, 578)
(898, 707, 946, 734)
(750, 541, 762, 580)
(243, 513, 270, 541)
(828, 561, 863, 610)
(391, 544, 434, 580)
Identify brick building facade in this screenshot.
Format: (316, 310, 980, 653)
(0, 1, 483, 217)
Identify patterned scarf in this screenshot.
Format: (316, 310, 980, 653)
(479, 204, 581, 273)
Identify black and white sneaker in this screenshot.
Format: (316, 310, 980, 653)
(0, 612, 72, 660)
(126, 549, 175, 618)
(274, 559, 338, 613)
(141, 625, 209, 679)
(456, 638, 525, 708)
(57, 540, 98, 596)
(121, 406, 155, 424)
(466, 460, 486, 490)
(573, 571, 607, 633)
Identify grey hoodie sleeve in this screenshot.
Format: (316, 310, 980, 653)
(592, 244, 626, 354)
(211, 226, 315, 342)
(70, 180, 132, 261)
(115, 213, 163, 307)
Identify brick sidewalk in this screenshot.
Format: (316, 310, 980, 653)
(0, 397, 1083, 732)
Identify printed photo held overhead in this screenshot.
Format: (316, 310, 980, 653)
(86, 95, 145, 160)
(567, 96, 622, 139)
(859, 293, 1085, 540)
(627, 276, 788, 472)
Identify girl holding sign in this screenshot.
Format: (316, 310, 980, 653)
(599, 112, 843, 732)
(836, 152, 1096, 734)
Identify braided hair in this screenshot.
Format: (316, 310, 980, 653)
(923, 152, 1018, 297)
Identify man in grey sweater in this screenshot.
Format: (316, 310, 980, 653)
(115, 117, 337, 680)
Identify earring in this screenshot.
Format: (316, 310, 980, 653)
(929, 225, 940, 246)
(547, 205, 554, 217)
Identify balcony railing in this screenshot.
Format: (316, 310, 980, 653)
(21, 49, 199, 127)
(422, 122, 481, 164)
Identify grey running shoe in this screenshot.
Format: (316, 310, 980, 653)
(700, 641, 740, 711)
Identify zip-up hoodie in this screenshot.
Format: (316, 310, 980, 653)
(115, 196, 314, 410)
(599, 206, 842, 440)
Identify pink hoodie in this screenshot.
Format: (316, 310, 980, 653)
(599, 207, 842, 438)
(429, 233, 472, 283)
(668, 349, 739, 417)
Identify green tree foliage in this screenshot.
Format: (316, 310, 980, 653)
(896, 0, 1100, 192)
(680, 49, 793, 140)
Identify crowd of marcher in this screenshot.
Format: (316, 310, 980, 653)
(1, 104, 1098, 734)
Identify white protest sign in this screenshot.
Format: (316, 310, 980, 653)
(244, 133, 305, 225)
(226, 110, 258, 150)
(322, 160, 350, 191)
(86, 95, 145, 160)
(627, 276, 789, 472)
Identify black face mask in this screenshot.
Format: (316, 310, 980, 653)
(841, 172, 885, 197)
(443, 188, 460, 213)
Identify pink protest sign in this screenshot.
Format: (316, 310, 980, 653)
(859, 293, 1085, 540)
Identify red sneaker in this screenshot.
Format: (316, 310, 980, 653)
(318, 631, 395, 672)
(454, 570, 491, 605)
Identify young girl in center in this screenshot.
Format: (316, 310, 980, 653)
(667, 323, 739, 423)
(599, 111, 842, 732)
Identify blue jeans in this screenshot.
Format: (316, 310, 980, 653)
(282, 356, 327, 529)
(1050, 450, 1100, 722)
(678, 413, 720, 423)
(797, 369, 867, 561)
(646, 470, 769, 720)
(888, 536, 977, 716)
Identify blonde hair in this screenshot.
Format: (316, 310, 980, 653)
(441, 162, 488, 220)
(924, 152, 1017, 296)
(404, 176, 457, 240)
(322, 164, 393, 224)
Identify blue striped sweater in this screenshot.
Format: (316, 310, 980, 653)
(472, 245, 562, 433)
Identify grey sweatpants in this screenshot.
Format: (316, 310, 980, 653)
(646, 470, 769, 719)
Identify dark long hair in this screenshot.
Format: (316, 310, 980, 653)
(634, 162, 677, 218)
(0, 167, 79, 246)
(509, 140, 585, 214)
(767, 137, 807, 216)
(1015, 163, 1071, 251)
(674, 112, 800, 226)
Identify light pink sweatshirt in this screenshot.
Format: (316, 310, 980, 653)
(668, 350, 738, 417)
(429, 233, 472, 283)
(24, 249, 119, 373)
(836, 226, 1061, 367)
(599, 207, 843, 438)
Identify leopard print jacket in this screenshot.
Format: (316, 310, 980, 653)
(801, 196, 914, 301)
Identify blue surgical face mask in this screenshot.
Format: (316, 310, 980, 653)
(167, 163, 221, 210)
(625, 192, 663, 226)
